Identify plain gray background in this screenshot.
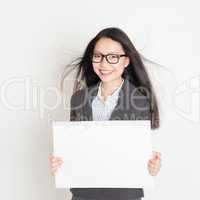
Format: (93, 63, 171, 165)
(0, 0, 199, 200)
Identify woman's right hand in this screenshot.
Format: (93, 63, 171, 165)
(49, 154, 63, 175)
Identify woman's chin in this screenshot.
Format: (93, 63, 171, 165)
(99, 75, 113, 82)
(99, 77, 119, 84)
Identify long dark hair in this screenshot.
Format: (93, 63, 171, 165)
(61, 27, 160, 130)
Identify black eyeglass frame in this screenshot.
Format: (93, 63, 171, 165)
(91, 53, 127, 64)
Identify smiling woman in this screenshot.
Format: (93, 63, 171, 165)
(92, 37, 129, 87)
(50, 27, 162, 200)
(61, 27, 160, 129)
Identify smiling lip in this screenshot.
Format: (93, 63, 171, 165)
(99, 70, 113, 75)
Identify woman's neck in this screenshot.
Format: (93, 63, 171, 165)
(101, 77, 124, 97)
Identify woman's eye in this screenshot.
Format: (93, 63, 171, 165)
(94, 54, 101, 58)
(109, 55, 118, 59)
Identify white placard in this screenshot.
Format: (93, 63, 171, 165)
(53, 120, 154, 188)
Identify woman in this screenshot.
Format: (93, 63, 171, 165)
(50, 27, 161, 200)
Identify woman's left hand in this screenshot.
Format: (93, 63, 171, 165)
(147, 151, 161, 176)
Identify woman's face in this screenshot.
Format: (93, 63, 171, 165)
(92, 37, 129, 84)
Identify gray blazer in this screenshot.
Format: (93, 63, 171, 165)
(70, 78, 151, 122)
(69, 78, 151, 200)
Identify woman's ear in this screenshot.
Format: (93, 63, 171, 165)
(124, 57, 130, 68)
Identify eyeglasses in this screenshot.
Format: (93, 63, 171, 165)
(91, 53, 127, 64)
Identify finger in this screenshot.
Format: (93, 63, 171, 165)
(52, 163, 61, 169)
(150, 156, 161, 165)
(150, 159, 161, 167)
(148, 161, 156, 169)
(49, 155, 54, 161)
(149, 159, 157, 165)
(51, 159, 59, 166)
(152, 159, 161, 166)
(150, 171, 157, 176)
(152, 151, 161, 159)
(49, 156, 58, 163)
(51, 168, 57, 175)
(51, 157, 62, 164)
(53, 158, 63, 163)
(52, 160, 63, 168)
(55, 160, 63, 167)
(148, 165, 159, 175)
(148, 160, 161, 169)
(52, 161, 62, 168)
(148, 167, 156, 176)
(51, 164, 61, 171)
(148, 163, 155, 170)
(153, 166, 161, 174)
(49, 155, 62, 160)
(147, 163, 155, 172)
(51, 162, 63, 174)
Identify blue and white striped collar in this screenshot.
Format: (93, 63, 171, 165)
(96, 79, 124, 102)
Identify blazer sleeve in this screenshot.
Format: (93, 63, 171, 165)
(139, 97, 151, 120)
(69, 89, 86, 121)
(133, 91, 151, 121)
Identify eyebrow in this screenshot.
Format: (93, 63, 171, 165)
(93, 50, 124, 54)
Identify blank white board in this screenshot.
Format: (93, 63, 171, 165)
(53, 120, 154, 188)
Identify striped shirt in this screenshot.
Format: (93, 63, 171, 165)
(92, 79, 124, 120)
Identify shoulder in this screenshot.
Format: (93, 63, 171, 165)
(70, 88, 88, 107)
(123, 78, 150, 105)
(71, 88, 87, 100)
(121, 79, 151, 119)
(70, 83, 99, 106)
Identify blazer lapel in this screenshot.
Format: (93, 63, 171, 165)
(84, 78, 134, 121)
(84, 81, 100, 121)
(109, 78, 131, 120)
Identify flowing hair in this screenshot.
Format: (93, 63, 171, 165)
(61, 27, 160, 130)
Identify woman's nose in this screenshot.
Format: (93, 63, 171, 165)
(100, 56, 109, 68)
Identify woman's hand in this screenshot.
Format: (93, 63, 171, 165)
(147, 151, 161, 176)
(49, 154, 63, 175)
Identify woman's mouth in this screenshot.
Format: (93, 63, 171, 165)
(99, 70, 113, 75)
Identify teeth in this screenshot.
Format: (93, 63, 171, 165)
(100, 70, 112, 74)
